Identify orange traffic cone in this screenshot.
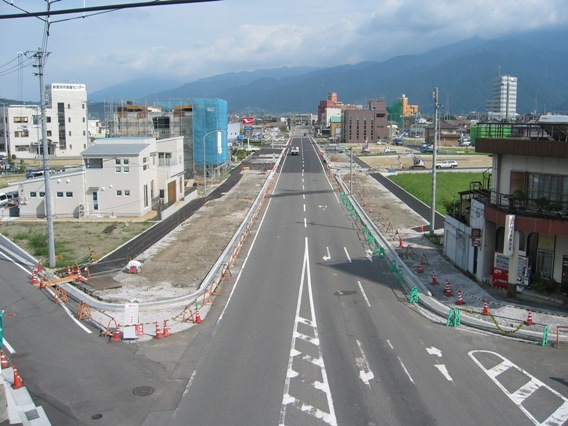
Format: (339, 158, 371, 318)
(456, 289, 465, 305)
(482, 299, 490, 315)
(417, 262, 424, 273)
(67, 265, 72, 276)
(112, 325, 121, 342)
(76, 267, 83, 282)
(194, 310, 202, 324)
(1, 349, 9, 369)
(30, 269, 37, 285)
(163, 320, 170, 337)
(420, 224, 424, 233)
(525, 309, 534, 326)
(431, 272, 438, 285)
(155, 321, 163, 339)
(39, 278, 46, 289)
(37, 261, 43, 273)
(12, 365, 24, 389)
(444, 279, 453, 297)
(398, 235, 403, 248)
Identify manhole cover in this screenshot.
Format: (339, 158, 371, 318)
(133, 386, 154, 397)
(91, 414, 103, 420)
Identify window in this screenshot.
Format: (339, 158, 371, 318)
(144, 185, 148, 207)
(46, 117, 51, 123)
(13, 116, 28, 123)
(124, 159, 129, 165)
(56, 192, 64, 197)
(14, 130, 29, 137)
(116, 167, 121, 173)
(68, 117, 71, 123)
(115, 159, 121, 165)
(69, 131, 72, 136)
(116, 190, 122, 196)
(39, 192, 45, 197)
(30, 192, 37, 197)
(124, 190, 130, 196)
(66, 192, 73, 197)
(47, 130, 52, 137)
(85, 158, 103, 169)
(527, 173, 568, 206)
(123, 166, 129, 173)
(536, 251, 554, 279)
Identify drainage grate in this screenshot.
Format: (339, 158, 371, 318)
(24, 409, 39, 421)
(133, 386, 154, 397)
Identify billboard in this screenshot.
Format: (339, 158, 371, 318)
(242, 117, 254, 125)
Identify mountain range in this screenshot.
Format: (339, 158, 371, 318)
(5, 29, 567, 117)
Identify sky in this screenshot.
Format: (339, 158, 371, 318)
(0, 0, 566, 102)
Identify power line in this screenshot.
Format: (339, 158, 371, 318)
(0, 0, 220, 20)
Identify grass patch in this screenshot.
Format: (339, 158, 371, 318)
(389, 172, 484, 214)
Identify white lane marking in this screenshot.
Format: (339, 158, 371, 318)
(426, 347, 442, 357)
(280, 237, 337, 426)
(303, 204, 306, 212)
(2, 338, 15, 354)
(304, 217, 307, 228)
(217, 160, 285, 325)
(469, 350, 568, 426)
(355, 340, 375, 389)
(397, 356, 415, 385)
(0, 250, 91, 333)
(434, 364, 453, 382)
(343, 247, 352, 263)
(357, 281, 371, 307)
(323, 247, 331, 261)
(303, 194, 305, 200)
(386, 339, 394, 350)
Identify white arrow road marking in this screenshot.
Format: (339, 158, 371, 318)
(434, 364, 453, 382)
(426, 347, 442, 357)
(355, 340, 375, 389)
(343, 247, 352, 262)
(322, 247, 331, 261)
(318, 205, 328, 211)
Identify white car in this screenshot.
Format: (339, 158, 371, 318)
(290, 147, 300, 155)
(435, 160, 458, 169)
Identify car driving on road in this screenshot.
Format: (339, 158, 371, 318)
(290, 147, 299, 155)
(435, 160, 458, 169)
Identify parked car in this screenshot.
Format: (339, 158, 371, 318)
(435, 160, 458, 169)
(384, 146, 397, 154)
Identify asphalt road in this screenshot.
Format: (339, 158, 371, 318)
(2, 129, 568, 425)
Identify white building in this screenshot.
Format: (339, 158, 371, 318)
(0, 83, 89, 160)
(485, 75, 517, 121)
(17, 136, 185, 218)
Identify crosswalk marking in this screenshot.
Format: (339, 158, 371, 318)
(469, 350, 568, 426)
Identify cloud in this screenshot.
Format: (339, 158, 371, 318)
(1, 0, 567, 100)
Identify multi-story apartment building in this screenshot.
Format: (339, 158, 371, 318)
(342, 100, 388, 144)
(444, 115, 568, 293)
(485, 75, 517, 121)
(0, 83, 89, 160)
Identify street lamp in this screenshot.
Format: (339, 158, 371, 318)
(202, 129, 223, 196)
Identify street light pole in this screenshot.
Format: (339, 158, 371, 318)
(202, 129, 222, 197)
(430, 87, 441, 236)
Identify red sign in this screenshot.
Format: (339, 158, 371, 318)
(242, 117, 254, 125)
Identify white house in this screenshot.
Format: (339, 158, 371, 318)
(17, 136, 185, 218)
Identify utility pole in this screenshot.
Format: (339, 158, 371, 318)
(430, 87, 441, 236)
(32, 48, 56, 267)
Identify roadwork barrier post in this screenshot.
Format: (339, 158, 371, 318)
(446, 308, 461, 327)
(409, 286, 419, 303)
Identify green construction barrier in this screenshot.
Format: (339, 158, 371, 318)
(542, 325, 549, 347)
(374, 244, 385, 259)
(446, 308, 461, 327)
(389, 259, 397, 273)
(409, 286, 419, 303)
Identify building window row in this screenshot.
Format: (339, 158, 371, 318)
(116, 190, 131, 196)
(56, 192, 74, 198)
(527, 173, 568, 205)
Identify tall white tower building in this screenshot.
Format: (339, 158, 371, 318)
(486, 75, 517, 121)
